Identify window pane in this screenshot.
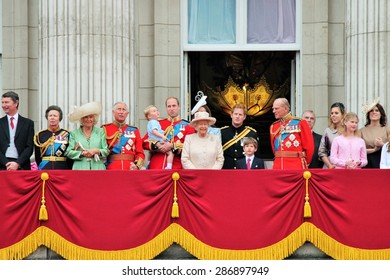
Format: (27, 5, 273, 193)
(188, 0, 236, 44)
(247, 0, 296, 43)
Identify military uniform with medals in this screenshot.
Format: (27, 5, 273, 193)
(221, 125, 259, 169)
(33, 128, 72, 169)
(270, 113, 314, 169)
(102, 121, 145, 170)
(143, 116, 195, 169)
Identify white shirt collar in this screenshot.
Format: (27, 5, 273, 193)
(246, 155, 254, 161)
(8, 113, 19, 122)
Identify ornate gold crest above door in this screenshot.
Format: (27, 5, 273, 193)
(201, 76, 289, 117)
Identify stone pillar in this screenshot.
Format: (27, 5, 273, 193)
(38, 0, 135, 130)
(346, 0, 390, 118)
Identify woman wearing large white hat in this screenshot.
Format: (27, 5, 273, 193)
(65, 101, 110, 170)
(181, 111, 224, 169)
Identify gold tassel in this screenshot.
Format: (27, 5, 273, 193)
(303, 171, 312, 218)
(39, 204, 48, 221)
(39, 172, 49, 221)
(171, 172, 180, 218)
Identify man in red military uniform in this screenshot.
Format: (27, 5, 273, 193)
(270, 98, 314, 169)
(143, 97, 194, 169)
(102, 102, 145, 170)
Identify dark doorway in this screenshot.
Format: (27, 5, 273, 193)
(188, 51, 295, 159)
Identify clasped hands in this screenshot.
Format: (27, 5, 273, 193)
(81, 148, 100, 161)
(5, 161, 20, 171)
(157, 142, 173, 153)
(345, 159, 361, 169)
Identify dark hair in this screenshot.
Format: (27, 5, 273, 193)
(2, 91, 19, 108)
(45, 105, 63, 121)
(330, 102, 345, 114)
(365, 103, 387, 126)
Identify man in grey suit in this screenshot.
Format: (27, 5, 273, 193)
(302, 110, 324, 168)
(0, 91, 34, 170)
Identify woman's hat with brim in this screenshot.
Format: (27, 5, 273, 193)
(362, 97, 380, 115)
(69, 101, 102, 123)
(190, 111, 216, 127)
(191, 95, 207, 115)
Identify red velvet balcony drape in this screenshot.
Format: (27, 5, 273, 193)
(0, 169, 389, 260)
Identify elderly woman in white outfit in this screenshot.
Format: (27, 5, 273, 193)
(181, 111, 224, 169)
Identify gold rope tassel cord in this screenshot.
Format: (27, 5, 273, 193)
(171, 172, 180, 218)
(303, 171, 312, 218)
(39, 172, 49, 221)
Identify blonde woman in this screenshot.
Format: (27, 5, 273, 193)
(65, 101, 110, 170)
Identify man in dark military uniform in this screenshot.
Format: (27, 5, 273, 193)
(221, 104, 259, 169)
(102, 102, 145, 170)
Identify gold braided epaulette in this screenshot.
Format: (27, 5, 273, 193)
(245, 126, 257, 132)
(220, 126, 229, 130)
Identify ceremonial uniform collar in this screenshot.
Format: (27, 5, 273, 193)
(168, 116, 181, 123)
(113, 120, 127, 128)
(280, 112, 293, 125)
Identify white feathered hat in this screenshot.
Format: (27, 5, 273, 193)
(191, 95, 207, 115)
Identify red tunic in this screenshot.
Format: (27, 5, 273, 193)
(142, 117, 195, 169)
(102, 123, 145, 170)
(270, 115, 314, 169)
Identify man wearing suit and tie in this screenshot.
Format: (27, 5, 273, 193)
(236, 137, 265, 169)
(302, 110, 324, 168)
(0, 91, 34, 170)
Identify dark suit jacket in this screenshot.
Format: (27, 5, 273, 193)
(309, 131, 324, 168)
(0, 114, 34, 170)
(236, 156, 265, 169)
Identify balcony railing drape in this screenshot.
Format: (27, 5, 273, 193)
(1, 169, 389, 260)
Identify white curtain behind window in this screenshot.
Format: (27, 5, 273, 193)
(247, 0, 295, 43)
(188, 0, 236, 44)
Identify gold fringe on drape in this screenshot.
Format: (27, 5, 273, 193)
(1, 223, 390, 260)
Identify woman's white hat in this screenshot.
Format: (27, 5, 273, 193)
(362, 97, 380, 115)
(190, 111, 216, 127)
(69, 101, 102, 123)
(191, 95, 207, 115)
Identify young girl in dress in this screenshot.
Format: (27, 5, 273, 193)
(330, 112, 367, 169)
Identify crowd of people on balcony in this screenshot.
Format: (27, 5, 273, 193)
(1, 90, 390, 171)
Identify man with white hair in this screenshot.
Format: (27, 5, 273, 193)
(270, 98, 314, 169)
(102, 102, 145, 170)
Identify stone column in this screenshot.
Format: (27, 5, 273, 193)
(38, 0, 135, 130)
(346, 0, 390, 118)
